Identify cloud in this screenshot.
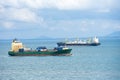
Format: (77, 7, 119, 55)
(0, 0, 120, 39)
(0, 6, 43, 23)
(0, 7, 44, 30)
(96, 9, 111, 13)
(0, 5, 5, 13)
(2, 21, 14, 29)
(0, 0, 119, 25)
(55, 0, 91, 10)
(8, 8, 40, 23)
(44, 19, 120, 34)
(0, 0, 20, 8)
(0, 0, 119, 11)
(0, 0, 44, 23)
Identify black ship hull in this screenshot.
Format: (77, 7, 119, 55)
(57, 42, 100, 46)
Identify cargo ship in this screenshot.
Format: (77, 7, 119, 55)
(8, 39, 72, 56)
(57, 37, 101, 46)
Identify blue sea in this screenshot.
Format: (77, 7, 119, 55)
(0, 38, 120, 80)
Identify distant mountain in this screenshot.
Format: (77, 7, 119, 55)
(35, 36, 53, 39)
(107, 31, 120, 38)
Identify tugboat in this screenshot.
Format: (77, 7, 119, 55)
(57, 37, 101, 46)
(8, 39, 72, 56)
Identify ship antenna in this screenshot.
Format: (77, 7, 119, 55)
(13, 38, 17, 42)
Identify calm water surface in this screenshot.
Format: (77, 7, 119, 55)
(0, 38, 120, 80)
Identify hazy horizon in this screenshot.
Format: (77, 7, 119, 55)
(0, 0, 120, 39)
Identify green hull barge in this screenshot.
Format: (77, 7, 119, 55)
(8, 39, 72, 56)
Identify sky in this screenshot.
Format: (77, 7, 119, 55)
(0, 0, 120, 39)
